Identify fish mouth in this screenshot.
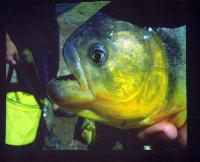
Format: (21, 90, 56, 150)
(47, 74, 107, 123)
(47, 73, 93, 107)
(47, 74, 77, 100)
(53, 74, 76, 81)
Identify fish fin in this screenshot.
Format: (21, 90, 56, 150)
(78, 109, 109, 123)
(141, 107, 186, 127)
(81, 119, 96, 145)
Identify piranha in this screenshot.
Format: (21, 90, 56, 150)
(47, 12, 186, 131)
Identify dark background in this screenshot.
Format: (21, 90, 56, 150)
(1, 0, 200, 161)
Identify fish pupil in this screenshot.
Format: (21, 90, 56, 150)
(91, 49, 104, 64)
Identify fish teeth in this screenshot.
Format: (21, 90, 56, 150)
(54, 74, 76, 81)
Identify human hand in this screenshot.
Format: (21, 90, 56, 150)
(6, 32, 19, 65)
(128, 121, 187, 149)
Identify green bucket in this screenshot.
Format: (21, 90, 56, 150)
(6, 91, 41, 146)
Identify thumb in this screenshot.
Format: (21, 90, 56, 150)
(137, 121, 178, 142)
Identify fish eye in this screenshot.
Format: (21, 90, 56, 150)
(88, 44, 107, 64)
(90, 49, 105, 63)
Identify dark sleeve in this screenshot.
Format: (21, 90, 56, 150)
(6, 2, 57, 33)
(5, 3, 58, 51)
(101, 0, 186, 28)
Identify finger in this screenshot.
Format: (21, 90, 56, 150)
(137, 121, 178, 142)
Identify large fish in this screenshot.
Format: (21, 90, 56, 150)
(47, 12, 186, 130)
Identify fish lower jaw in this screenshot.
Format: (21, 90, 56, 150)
(47, 76, 94, 107)
(56, 90, 94, 107)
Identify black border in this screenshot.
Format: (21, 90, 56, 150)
(2, 0, 200, 161)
